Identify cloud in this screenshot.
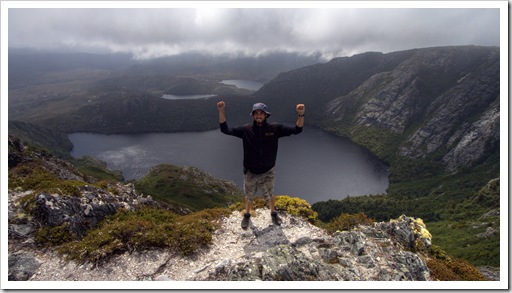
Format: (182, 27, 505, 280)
(7, 5, 501, 60)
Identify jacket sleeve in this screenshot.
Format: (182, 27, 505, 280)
(277, 124, 303, 137)
(220, 122, 244, 138)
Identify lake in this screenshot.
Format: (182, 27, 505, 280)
(68, 126, 389, 204)
(161, 94, 216, 100)
(160, 80, 263, 100)
(220, 79, 263, 91)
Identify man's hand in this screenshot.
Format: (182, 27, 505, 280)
(217, 101, 226, 123)
(217, 101, 225, 111)
(295, 104, 305, 128)
(296, 104, 305, 115)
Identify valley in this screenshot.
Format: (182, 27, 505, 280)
(7, 46, 501, 269)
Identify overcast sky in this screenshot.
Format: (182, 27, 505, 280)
(6, 2, 501, 60)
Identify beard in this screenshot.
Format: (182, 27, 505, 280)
(254, 117, 265, 125)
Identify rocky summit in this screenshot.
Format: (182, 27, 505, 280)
(10, 187, 433, 283)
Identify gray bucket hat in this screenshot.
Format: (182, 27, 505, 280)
(250, 102, 271, 117)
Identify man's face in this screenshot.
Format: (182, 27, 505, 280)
(253, 110, 267, 125)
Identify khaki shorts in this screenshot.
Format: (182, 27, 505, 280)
(243, 168, 275, 201)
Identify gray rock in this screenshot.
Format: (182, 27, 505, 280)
(29, 183, 159, 239)
(8, 252, 41, 281)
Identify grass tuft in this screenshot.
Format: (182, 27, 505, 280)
(58, 207, 231, 264)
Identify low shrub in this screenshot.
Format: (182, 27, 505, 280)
(274, 195, 318, 224)
(427, 257, 487, 281)
(58, 207, 231, 264)
(35, 223, 75, 246)
(9, 164, 84, 197)
(325, 212, 375, 234)
(427, 258, 461, 281)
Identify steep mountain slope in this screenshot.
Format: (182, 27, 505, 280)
(255, 46, 499, 173)
(328, 46, 499, 172)
(253, 50, 414, 122)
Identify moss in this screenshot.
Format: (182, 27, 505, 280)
(429, 245, 450, 261)
(413, 219, 432, 240)
(35, 223, 75, 245)
(17, 193, 38, 215)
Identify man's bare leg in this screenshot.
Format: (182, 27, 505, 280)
(245, 197, 252, 214)
(269, 196, 275, 212)
(270, 196, 282, 225)
(241, 197, 252, 229)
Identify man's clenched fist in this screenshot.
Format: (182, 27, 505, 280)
(296, 104, 305, 115)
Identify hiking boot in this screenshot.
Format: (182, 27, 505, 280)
(271, 211, 282, 226)
(241, 213, 251, 229)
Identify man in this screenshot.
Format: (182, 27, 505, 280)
(217, 101, 305, 229)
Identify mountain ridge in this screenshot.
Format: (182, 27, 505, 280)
(9, 46, 500, 174)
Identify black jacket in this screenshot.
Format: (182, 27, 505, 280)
(220, 121, 303, 174)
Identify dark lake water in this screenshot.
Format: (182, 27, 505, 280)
(161, 94, 216, 100)
(160, 80, 263, 100)
(220, 79, 263, 91)
(68, 126, 388, 204)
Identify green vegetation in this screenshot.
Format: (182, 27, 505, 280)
(326, 124, 400, 162)
(427, 244, 487, 281)
(313, 172, 500, 267)
(58, 207, 231, 264)
(72, 156, 124, 182)
(274, 195, 318, 224)
(427, 257, 486, 281)
(323, 212, 375, 234)
(427, 220, 499, 267)
(35, 223, 75, 246)
(9, 163, 85, 197)
(134, 164, 242, 212)
(31, 195, 318, 264)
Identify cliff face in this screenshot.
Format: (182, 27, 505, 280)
(255, 46, 499, 172)
(326, 46, 499, 171)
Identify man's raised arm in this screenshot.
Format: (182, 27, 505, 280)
(217, 101, 226, 124)
(296, 104, 305, 128)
